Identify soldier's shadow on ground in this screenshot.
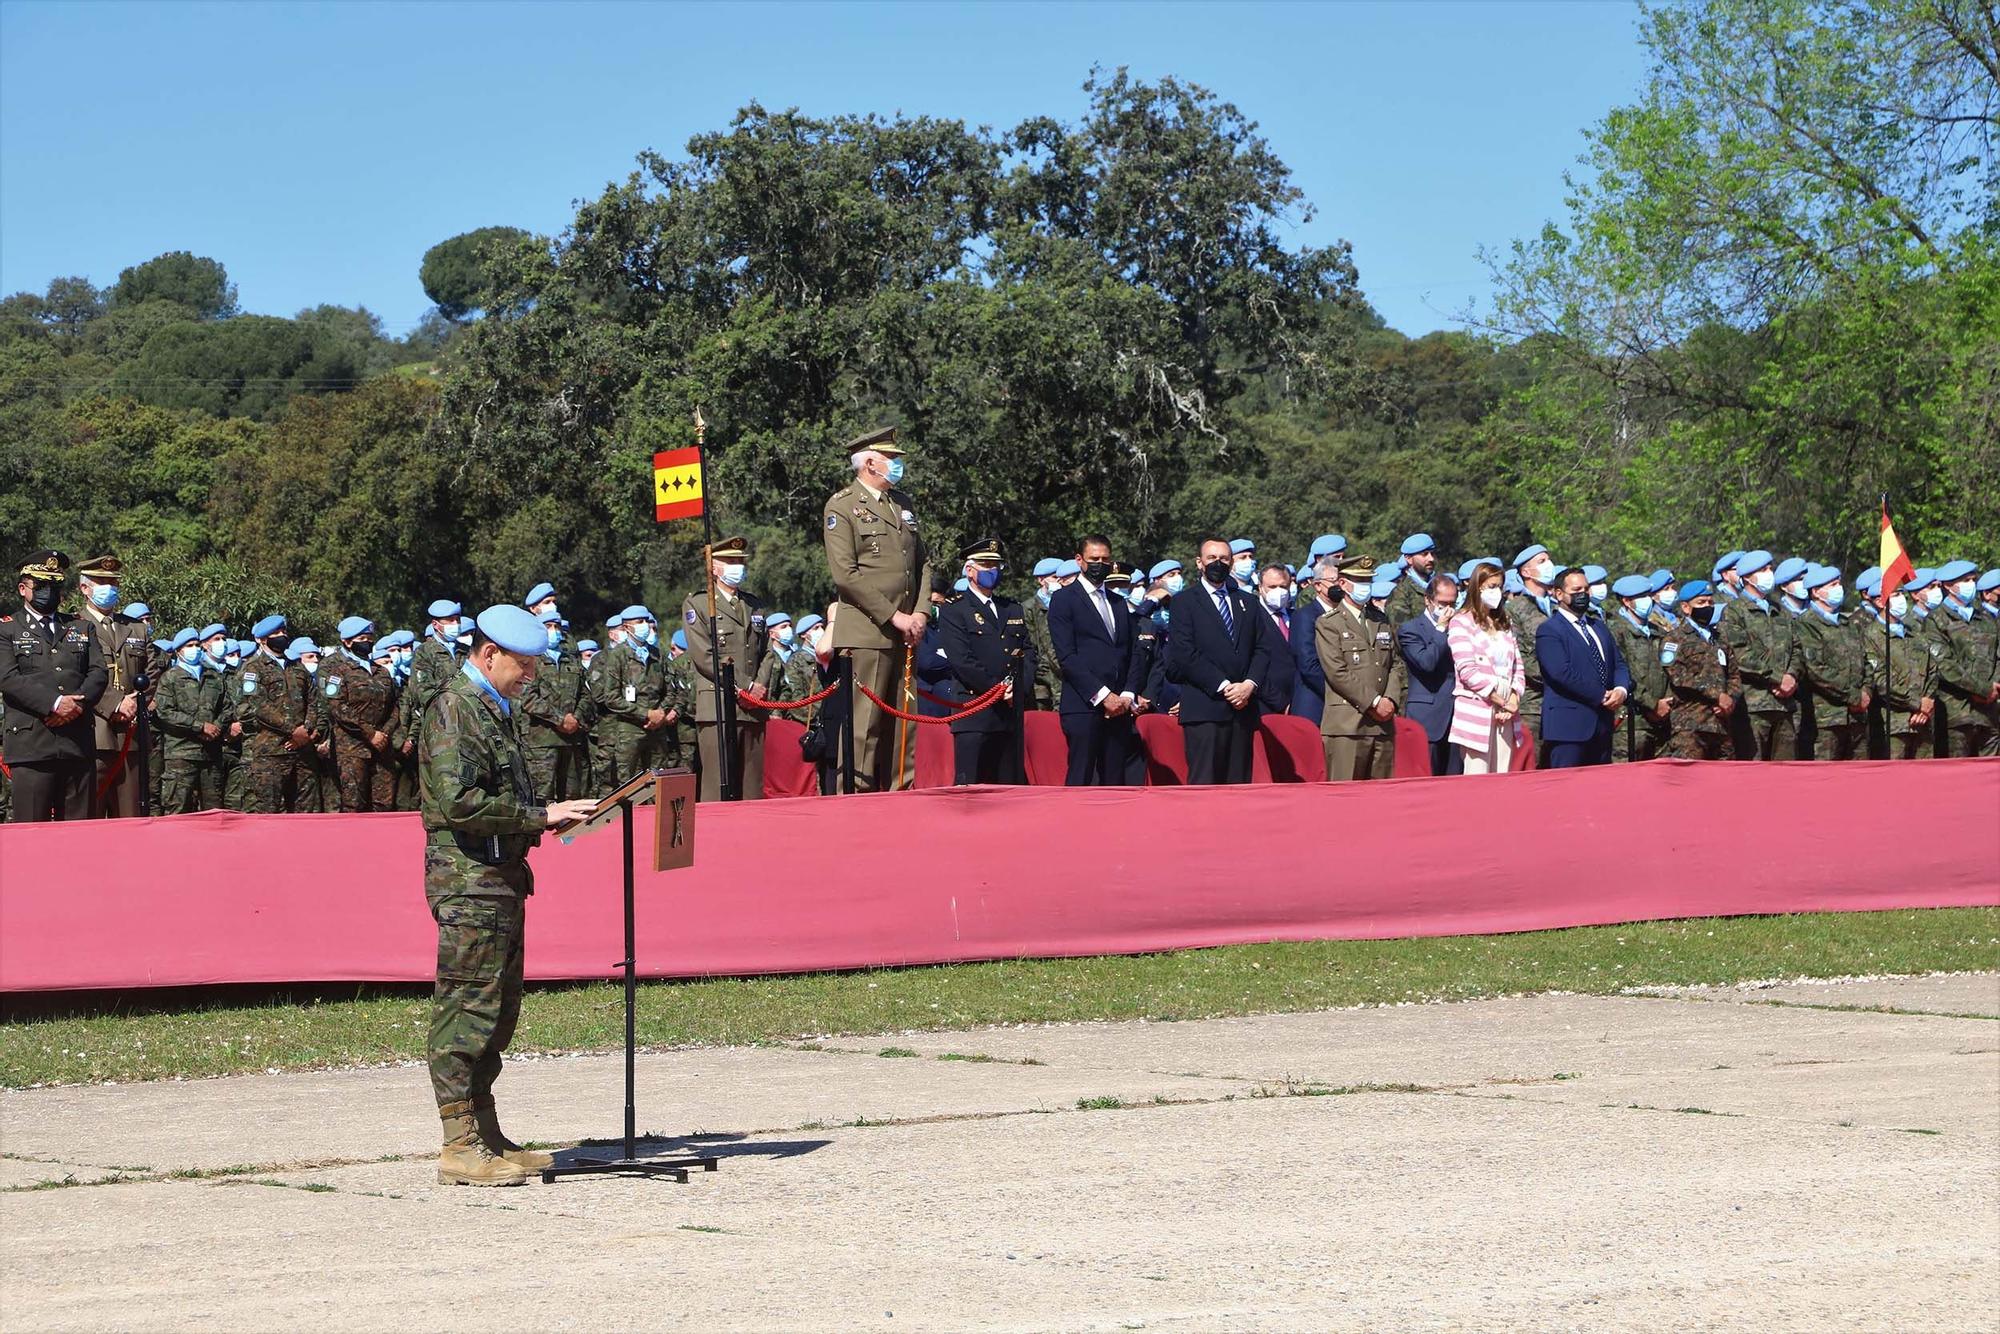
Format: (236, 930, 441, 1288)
(560, 1130, 830, 1164)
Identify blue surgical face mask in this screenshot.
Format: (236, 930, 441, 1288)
(1632, 597, 1654, 619)
(777, 625, 795, 644)
(547, 626, 562, 648)
(972, 565, 1000, 590)
(1821, 587, 1845, 610)
(1036, 588, 1051, 608)
(1165, 574, 1185, 596)
(720, 563, 746, 588)
(88, 584, 120, 610)
(178, 644, 202, 664)
(883, 458, 904, 486)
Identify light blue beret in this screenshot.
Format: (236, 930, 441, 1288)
(1680, 579, 1711, 600)
(1504, 570, 1524, 594)
(427, 599, 461, 619)
(1582, 565, 1607, 584)
(1149, 559, 1183, 580)
(1055, 560, 1081, 578)
(1713, 551, 1744, 579)
(251, 614, 286, 638)
(1032, 558, 1061, 578)
(577, 638, 599, 652)
(795, 614, 823, 634)
(1228, 538, 1256, 555)
(1512, 544, 1548, 569)
(285, 638, 320, 660)
(619, 605, 654, 623)
(199, 623, 226, 641)
(1400, 533, 1434, 556)
(169, 628, 199, 651)
(1611, 574, 1651, 598)
(1649, 568, 1674, 589)
(336, 615, 373, 640)
(1977, 570, 2000, 592)
(1934, 559, 1976, 583)
(1368, 578, 1397, 601)
(1772, 557, 1809, 586)
(474, 604, 546, 655)
(765, 611, 791, 626)
(1734, 550, 1774, 576)
(1805, 565, 1841, 591)
(122, 602, 151, 620)
(523, 582, 556, 607)
(670, 628, 688, 650)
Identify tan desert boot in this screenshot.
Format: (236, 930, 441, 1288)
(473, 1094, 555, 1172)
(437, 1099, 529, 1186)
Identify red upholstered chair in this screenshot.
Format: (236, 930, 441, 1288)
(760, 719, 819, 798)
(1254, 715, 1326, 782)
(1135, 713, 1188, 785)
(1023, 712, 1069, 786)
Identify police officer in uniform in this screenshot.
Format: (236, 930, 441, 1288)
(0, 552, 108, 821)
(821, 426, 930, 792)
(418, 604, 596, 1186)
(936, 537, 1034, 785)
(682, 535, 769, 801)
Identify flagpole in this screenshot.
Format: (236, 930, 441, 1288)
(694, 408, 735, 801)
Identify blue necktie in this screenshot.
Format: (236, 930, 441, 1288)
(1216, 589, 1235, 640)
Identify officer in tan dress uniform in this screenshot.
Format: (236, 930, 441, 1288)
(681, 534, 769, 801)
(74, 556, 150, 816)
(1315, 557, 1408, 781)
(821, 426, 930, 791)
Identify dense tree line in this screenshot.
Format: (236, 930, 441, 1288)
(2, 13, 1989, 635)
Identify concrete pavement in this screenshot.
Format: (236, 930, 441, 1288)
(3, 974, 1995, 1331)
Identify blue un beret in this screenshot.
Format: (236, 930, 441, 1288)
(1582, 565, 1607, 584)
(1055, 560, 1081, 578)
(670, 628, 688, 650)
(523, 582, 556, 607)
(251, 614, 287, 638)
(336, 615, 374, 640)
(199, 623, 226, 641)
(1805, 565, 1841, 592)
(169, 628, 199, 651)
(285, 638, 319, 661)
(1512, 544, 1548, 570)
(1772, 557, 1809, 586)
(619, 605, 654, 624)
(1032, 558, 1061, 578)
(1649, 568, 1674, 589)
(1308, 534, 1343, 559)
(1680, 579, 1711, 600)
(1228, 538, 1256, 556)
(577, 638, 599, 653)
(427, 599, 462, 619)
(1714, 551, 1744, 579)
(1934, 559, 1977, 583)
(1149, 559, 1183, 580)
(1734, 550, 1774, 576)
(1904, 568, 1936, 593)
(766, 610, 792, 627)
(122, 602, 151, 621)
(1504, 569, 1524, 594)
(1400, 532, 1435, 556)
(1977, 570, 2000, 593)
(1611, 574, 1651, 598)
(475, 604, 547, 655)
(795, 614, 824, 634)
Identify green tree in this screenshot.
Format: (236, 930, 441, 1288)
(109, 251, 238, 320)
(110, 315, 363, 420)
(419, 226, 533, 321)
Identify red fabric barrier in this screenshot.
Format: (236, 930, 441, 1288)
(3, 760, 1995, 993)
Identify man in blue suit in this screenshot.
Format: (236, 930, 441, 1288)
(1251, 564, 1298, 717)
(1167, 538, 1275, 784)
(1048, 534, 1145, 784)
(1288, 555, 1341, 720)
(1397, 571, 1460, 775)
(1535, 567, 1632, 768)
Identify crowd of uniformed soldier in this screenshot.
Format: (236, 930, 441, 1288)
(4, 522, 1995, 821)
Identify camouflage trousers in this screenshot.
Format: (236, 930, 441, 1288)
(222, 744, 248, 811)
(1945, 723, 1998, 758)
(603, 729, 679, 794)
(1744, 711, 1797, 761)
(1813, 721, 1869, 761)
(246, 746, 321, 813)
(427, 891, 525, 1109)
(1660, 728, 1729, 760)
(523, 744, 589, 804)
(333, 745, 397, 812)
(1611, 718, 1669, 762)
(160, 756, 223, 814)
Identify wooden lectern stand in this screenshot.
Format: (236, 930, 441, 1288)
(540, 768, 717, 1185)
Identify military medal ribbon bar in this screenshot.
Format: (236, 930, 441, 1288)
(653, 447, 705, 522)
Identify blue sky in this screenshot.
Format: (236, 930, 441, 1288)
(0, 0, 1648, 338)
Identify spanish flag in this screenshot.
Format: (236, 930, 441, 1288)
(653, 447, 704, 522)
(1879, 497, 1916, 605)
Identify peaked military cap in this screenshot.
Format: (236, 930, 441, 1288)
(958, 536, 1005, 564)
(709, 535, 749, 561)
(76, 555, 122, 580)
(843, 425, 903, 456)
(18, 550, 68, 582)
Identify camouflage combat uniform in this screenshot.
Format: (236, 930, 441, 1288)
(1721, 593, 1802, 760)
(324, 650, 399, 811)
(153, 659, 227, 813)
(1607, 610, 1670, 762)
(1929, 606, 1999, 757)
(1505, 594, 1550, 760)
(241, 648, 323, 812)
(587, 639, 680, 791)
(519, 646, 589, 802)
(1024, 599, 1061, 710)
(1794, 609, 1870, 760)
(418, 669, 546, 1110)
(1658, 619, 1738, 760)
(1870, 627, 1939, 760)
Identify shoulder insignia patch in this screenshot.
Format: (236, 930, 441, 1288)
(685, 609, 698, 624)
(826, 514, 839, 529)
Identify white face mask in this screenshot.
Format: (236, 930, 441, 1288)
(1530, 560, 1556, 586)
(1588, 583, 1608, 602)
(438, 619, 460, 639)
(1165, 574, 1185, 596)
(1888, 593, 1909, 617)
(806, 629, 823, 651)
(1479, 586, 1504, 610)
(1784, 581, 1806, 600)
(1656, 588, 1678, 607)
(1751, 570, 1775, 592)
(1923, 585, 1944, 607)
(178, 644, 202, 663)
(1260, 587, 1289, 611)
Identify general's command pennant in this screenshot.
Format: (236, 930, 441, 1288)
(653, 447, 704, 522)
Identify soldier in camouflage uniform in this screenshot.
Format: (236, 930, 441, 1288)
(241, 616, 322, 813)
(519, 607, 589, 802)
(406, 600, 468, 740)
(1719, 552, 1803, 760)
(1657, 582, 1738, 759)
(1607, 576, 1672, 761)
(154, 629, 227, 813)
(588, 607, 680, 790)
(419, 604, 595, 1187)
(322, 617, 398, 811)
(219, 638, 254, 811)
(1870, 593, 1938, 759)
(1793, 569, 1871, 761)
(1025, 560, 1067, 710)
(1927, 561, 1999, 757)
(1383, 534, 1436, 627)
(1506, 545, 1559, 762)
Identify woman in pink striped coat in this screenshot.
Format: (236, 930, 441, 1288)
(1447, 562, 1527, 774)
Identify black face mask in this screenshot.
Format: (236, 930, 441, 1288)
(26, 582, 59, 613)
(1080, 560, 1113, 585)
(1323, 584, 1343, 604)
(1567, 590, 1592, 614)
(266, 635, 291, 654)
(1202, 559, 1231, 585)
(350, 638, 375, 657)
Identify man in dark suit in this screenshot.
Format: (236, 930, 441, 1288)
(1048, 534, 1145, 784)
(1397, 572, 1461, 776)
(1251, 564, 1298, 717)
(1288, 556, 1339, 720)
(1167, 538, 1274, 784)
(1535, 567, 1632, 768)
(936, 537, 1033, 785)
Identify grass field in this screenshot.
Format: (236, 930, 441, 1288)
(2, 908, 1993, 1088)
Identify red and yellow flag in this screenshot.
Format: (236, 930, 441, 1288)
(653, 447, 704, 522)
(1878, 499, 1916, 605)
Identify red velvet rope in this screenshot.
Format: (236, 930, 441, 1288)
(733, 680, 841, 711)
(94, 716, 139, 801)
(855, 678, 1010, 725)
